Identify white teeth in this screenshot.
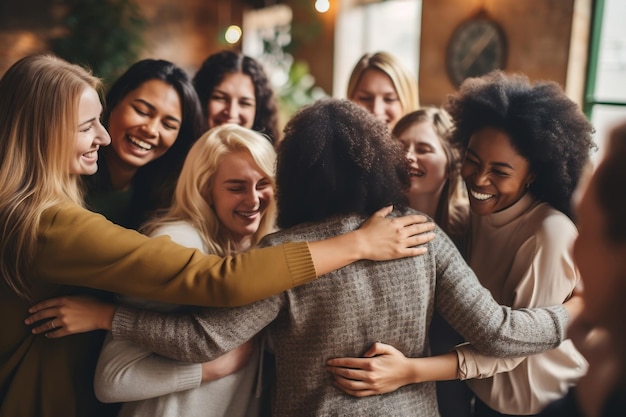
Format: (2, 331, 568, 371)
(470, 190, 494, 201)
(236, 209, 259, 217)
(128, 136, 153, 150)
(84, 151, 96, 159)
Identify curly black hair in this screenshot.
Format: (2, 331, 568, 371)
(446, 70, 596, 219)
(193, 50, 279, 143)
(276, 99, 409, 229)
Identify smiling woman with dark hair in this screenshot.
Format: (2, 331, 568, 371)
(446, 70, 595, 417)
(193, 50, 279, 143)
(83, 59, 206, 230)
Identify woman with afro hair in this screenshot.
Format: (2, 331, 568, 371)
(328, 71, 595, 417)
(106, 99, 581, 416)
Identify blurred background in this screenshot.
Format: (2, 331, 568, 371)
(0, 0, 624, 158)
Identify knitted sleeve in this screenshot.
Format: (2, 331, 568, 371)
(36, 204, 315, 307)
(94, 333, 201, 403)
(112, 295, 283, 362)
(432, 227, 568, 357)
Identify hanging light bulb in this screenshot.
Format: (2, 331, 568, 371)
(315, 0, 330, 13)
(224, 25, 242, 44)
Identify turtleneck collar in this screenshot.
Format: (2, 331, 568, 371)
(471, 192, 537, 228)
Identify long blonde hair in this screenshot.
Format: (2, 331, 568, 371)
(0, 54, 101, 300)
(392, 107, 468, 242)
(142, 124, 277, 256)
(347, 51, 420, 115)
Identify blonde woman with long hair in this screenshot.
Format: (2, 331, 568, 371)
(347, 51, 419, 130)
(0, 54, 435, 417)
(89, 125, 278, 417)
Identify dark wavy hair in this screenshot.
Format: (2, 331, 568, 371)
(83, 59, 205, 229)
(446, 70, 596, 219)
(595, 121, 626, 243)
(193, 50, 279, 143)
(276, 99, 409, 229)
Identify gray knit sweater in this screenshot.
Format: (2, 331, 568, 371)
(112, 210, 568, 417)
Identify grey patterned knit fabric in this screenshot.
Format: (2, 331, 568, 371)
(113, 209, 567, 417)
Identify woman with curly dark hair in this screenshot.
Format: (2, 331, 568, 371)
(447, 70, 594, 220)
(193, 50, 279, 143)
(109, 99, 581, 416)
(446, 70, 594, 417)
(328, 71, 595, 417)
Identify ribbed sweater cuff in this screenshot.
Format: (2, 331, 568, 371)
(175, 363, 203, 391)
(111, 305, 138, 339)
(283, 242, 316, 286)
(552, 305, 569, 342)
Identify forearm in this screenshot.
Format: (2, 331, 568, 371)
(112, 307, 240, 362)
(410, 352, 460, 383)
(94, 335, 201, 403)
(307, 207, 435, 275)
(308, 232, 361, 276)
(454, 344, 525, 380)
(37, 206, 317, 307)
(112, 296, 280, 362)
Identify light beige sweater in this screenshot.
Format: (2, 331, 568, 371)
(456, 194, 588, 414)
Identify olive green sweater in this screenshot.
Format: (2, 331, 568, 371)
(0, 203, 315, 417)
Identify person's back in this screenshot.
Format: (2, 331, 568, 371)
(258, 210, 441, 415)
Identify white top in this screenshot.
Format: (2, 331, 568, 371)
(94, 221, 261, 417)
(455, 193, 588, 414)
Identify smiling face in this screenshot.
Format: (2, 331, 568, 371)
(461, 127, 533, 215)
(397, 120, 449, 201)
(71, 87, 111, 175)
(350, 69, 403, 129)
(210, 150, 274, 248)
(107, 79, 182, 171)
(207, 72, 256, 130)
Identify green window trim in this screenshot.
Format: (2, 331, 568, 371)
(584, 0, 626, 118)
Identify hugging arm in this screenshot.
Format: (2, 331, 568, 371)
(37, 205, 433, 308)
(94, 334, 201, 403)
(94, 332, 256, 403)
(328, 228, 570, 396)
(432, 230, 568, 356)
(110, 295, 283, 362)
(94, 296, 279, 402)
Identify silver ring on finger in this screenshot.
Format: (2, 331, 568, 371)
(51, 320, 56, 329)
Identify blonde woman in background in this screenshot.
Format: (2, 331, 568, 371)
(347, 51, 419, 130)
